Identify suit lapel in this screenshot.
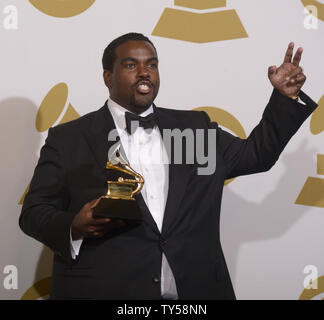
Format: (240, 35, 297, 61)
(83, 103, 160, 234)
(154, 106, 193, 236)
(83, 103, 117, 174)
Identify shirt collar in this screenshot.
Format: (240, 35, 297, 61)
(107, 98, 154, 132)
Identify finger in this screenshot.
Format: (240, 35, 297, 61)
(292, 47, 303, 67)
(287, 67, 303, 80)
(90, 230, 105, 238)
(89, 197, 103, 209)
(287, 74, 306, 88)
(89, 220, 124, 236)
(288, 72, 305, 84)
(90, 225, 107, 232)
(293, 73, 306, 84)
(84, 197, 101, 210)
(94, 231, 106, 238)
(298, 73, 306, 83)
(90, 217, 111, 225)
(84, 226, 96, 238)
(268, 65, 277, 77)
(103, 219, 125, 229)
(284, 42, 294, 63)
(86, 225, 106, 237)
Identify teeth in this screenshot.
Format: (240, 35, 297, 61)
(139, 84, 149, 90)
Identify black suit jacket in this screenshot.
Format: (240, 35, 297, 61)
(19, 90, 317, 299)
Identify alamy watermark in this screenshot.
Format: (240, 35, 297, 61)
(2, 5, 18, 30)
(303, 265, 318, 289)
(3, 265, 18, 290)
(107, 123, 217, 176)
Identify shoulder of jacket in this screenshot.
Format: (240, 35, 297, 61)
(49, 107, 99, 137)
(156, 106, 209, 127)
(156, 106, 207, 118)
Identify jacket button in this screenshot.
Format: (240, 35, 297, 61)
(152, 277, 160, 283)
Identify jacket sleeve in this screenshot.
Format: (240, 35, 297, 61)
(19, 127, 75, 264)
(203, 89, 318, 179)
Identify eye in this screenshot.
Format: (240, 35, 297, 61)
(148, 63, 158, 69)
(125, 63, 136, 69)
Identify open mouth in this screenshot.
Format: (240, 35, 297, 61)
(135, 81, 153, 94)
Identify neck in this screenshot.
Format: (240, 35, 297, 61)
(109, 98, 152, 115)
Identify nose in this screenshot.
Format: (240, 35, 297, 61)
(137, 64, 150, 78)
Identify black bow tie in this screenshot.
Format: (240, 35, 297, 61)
(125, 111, 156, 135)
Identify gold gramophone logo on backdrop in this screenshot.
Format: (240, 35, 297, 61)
(21, 277, 51, 300)
(302, 0, 324, 21)
(19, 82, 80, 204)
(152, 0, 248, 43)
(29, 0, 96, 18)
(299, 275, 324, 300)
(295, 94, 324, 208)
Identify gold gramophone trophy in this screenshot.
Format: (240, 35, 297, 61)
(93, 147, 144, 220)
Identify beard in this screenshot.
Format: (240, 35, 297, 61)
(129, 87, 159, 114)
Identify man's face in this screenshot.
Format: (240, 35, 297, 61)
(104, 40, 160, 114)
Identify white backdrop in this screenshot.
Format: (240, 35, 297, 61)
(0, 0, 323, 299)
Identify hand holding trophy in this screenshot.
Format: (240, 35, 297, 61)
(71, 146, 144, 240)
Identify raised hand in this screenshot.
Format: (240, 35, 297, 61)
(268, 42, 306, 99)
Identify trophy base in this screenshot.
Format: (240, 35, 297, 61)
(152, 8, 248, 43)
(93, 197, 142, 220)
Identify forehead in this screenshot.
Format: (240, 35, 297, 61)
(115, 40, 157, 60)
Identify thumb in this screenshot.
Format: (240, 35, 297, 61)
(268, 65, 277, 77)
(89, 197, 102, 209)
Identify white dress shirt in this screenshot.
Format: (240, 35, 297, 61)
(70, 98, 178, 299)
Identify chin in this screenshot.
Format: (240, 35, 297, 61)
(134, 97, 154, 109)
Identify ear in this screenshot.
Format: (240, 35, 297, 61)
(103, 70, 112, 89)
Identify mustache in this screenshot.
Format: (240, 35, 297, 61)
(132, 79, 154, 89)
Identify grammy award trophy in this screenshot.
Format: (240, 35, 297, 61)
(93, 147, 144, 220)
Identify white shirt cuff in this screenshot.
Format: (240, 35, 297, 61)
(70, 228, 83, 259)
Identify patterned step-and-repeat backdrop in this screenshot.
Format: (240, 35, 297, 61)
(0, 0, 323, 300)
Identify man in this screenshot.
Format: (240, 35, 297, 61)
(19, 33, 317, 299)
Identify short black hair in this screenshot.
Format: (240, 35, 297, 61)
(102, 33, 157, 71)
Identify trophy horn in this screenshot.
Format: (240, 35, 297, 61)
(106, 147, 144, 197)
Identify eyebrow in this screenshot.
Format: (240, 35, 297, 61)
(121, 57, 159, 64)
(147, 57, 159, 63)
